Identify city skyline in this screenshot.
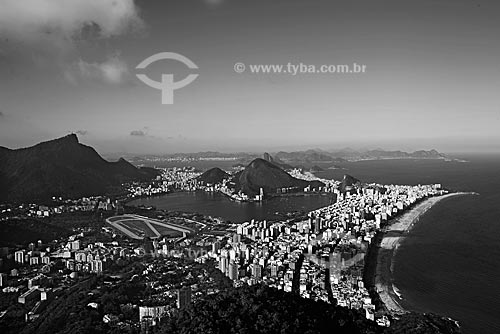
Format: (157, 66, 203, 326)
(1, 0, 500, 154)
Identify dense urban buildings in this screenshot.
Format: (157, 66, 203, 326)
(0, 162, 447, 333)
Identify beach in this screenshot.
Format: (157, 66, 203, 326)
(375, 192, 474, 315)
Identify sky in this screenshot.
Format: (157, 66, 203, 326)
(0, 0, 499, 154)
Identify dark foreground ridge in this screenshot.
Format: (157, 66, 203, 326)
(159, 285, 461, 334)
(0, 276, 460, 334)
(0, 134, 158, 202)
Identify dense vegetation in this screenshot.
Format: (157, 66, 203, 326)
(1, 268, 148, 334)
(157, 285, 461, 334)
(0, 257, 232, 334)
(157, 284, 383, 334)
(0, 279, 461, 334)
(0, 212, 105, 247)
(0, 218, 71, 247)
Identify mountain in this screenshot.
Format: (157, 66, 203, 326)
(231, 158, 324, 196)
(409, 149, 445, 158)
(262, 152, 293, 169)
(341, 174, 361, 193)
(196, 167, 230, 185)
(0, 134, 158, 202)
(262, 152, 273, 162)
(330, 148, 448, 161)
(363, 149, 445, 160)
(275, 150, 346, 164)
(122, 148, 450, 169)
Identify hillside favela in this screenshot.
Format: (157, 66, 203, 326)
(2, 1, 500, 334)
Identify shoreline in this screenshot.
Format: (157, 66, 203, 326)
(374, 191, 477, 315)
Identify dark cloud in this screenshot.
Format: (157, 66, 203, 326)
(0, 111, 4, 118)
(0, 0, 143, 84)
(0, 0, 144, 51)
(130, 130, 145, 136)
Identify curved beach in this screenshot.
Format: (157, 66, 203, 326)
(375, 192, 475, 315)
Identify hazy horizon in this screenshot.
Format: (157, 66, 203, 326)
(1, 0, 499, 154)
(1, 132, 498, 157)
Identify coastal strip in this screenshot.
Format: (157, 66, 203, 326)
(375, 191, 478, 315)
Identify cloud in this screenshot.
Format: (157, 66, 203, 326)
(76, 130, 88, 136)
(0, 0, 143, 82)
(66, 54, 131, 84)
(0, 0, 143, 51)
(129, 127, 162, 139)
(0, 111, 4, 118)
(130, 130, 146, 137)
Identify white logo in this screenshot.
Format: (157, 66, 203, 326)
(136, 52, 199, 105)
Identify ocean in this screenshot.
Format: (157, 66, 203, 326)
(133, 155, 500, 333)
(316, 155, 500, 334)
